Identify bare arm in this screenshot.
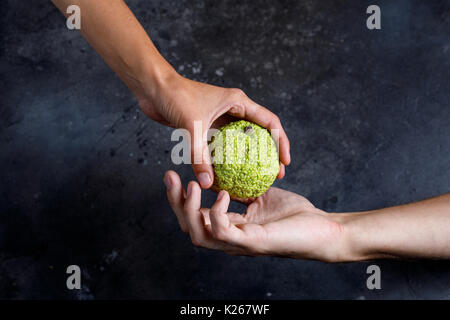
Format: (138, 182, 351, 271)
(52, 0, 173, 98)
(164, 170, 450, 261)
(341, 193, 450, 260)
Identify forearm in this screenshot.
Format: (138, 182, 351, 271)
(338, 193, 450, 261)
(52, 0, 176, 98)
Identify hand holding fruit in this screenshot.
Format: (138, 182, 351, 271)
(137, 74, 290, 189)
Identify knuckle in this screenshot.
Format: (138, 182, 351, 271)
(229, 88, 245, 98)
(269, 117, 281, 130)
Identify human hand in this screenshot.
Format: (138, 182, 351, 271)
(163, 170, 348, 262)
(138, 73, 290, 189)
(51, 0, 289, 189)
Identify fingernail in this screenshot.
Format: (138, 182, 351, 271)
(198, 172, 211, 188)
(163, 175, 172, 189)
(217, 190, 225, 201)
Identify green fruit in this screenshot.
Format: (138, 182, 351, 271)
(209, 120, 280, 198)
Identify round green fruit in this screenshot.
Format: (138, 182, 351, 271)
(209, 120, 280, 198)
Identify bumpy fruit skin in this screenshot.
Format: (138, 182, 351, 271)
(210, 120, 280, 198)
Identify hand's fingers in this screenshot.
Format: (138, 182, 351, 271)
(277, 163, 285, 179)
(191, 145, 214, 189)
(209, 191, 247, 246)
(188, 123, 214, 189)
(164, 170, 188, 233)
(227, 95, 291, 166)
(246, 100, 290, 166)
(184, 181, 202, 239)
(184, 184, 233, 250)
(184, 181, 213, 247)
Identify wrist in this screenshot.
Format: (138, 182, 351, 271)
(138, 53, 180, 100)
(331, 211, 393, 262)
(118, 42, 181, 103)
(327, 212, 372, 262)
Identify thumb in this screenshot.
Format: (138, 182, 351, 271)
(188, 121, 214, 189)
(210, 190, 245, 245)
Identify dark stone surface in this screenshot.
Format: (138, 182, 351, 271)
(1, 0, 450, 299)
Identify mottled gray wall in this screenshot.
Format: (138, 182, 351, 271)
(0, 0, 449, 299)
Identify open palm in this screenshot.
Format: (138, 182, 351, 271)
(164, 170, 345, 262)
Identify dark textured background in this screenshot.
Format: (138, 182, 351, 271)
(1, 0, 450, 299)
